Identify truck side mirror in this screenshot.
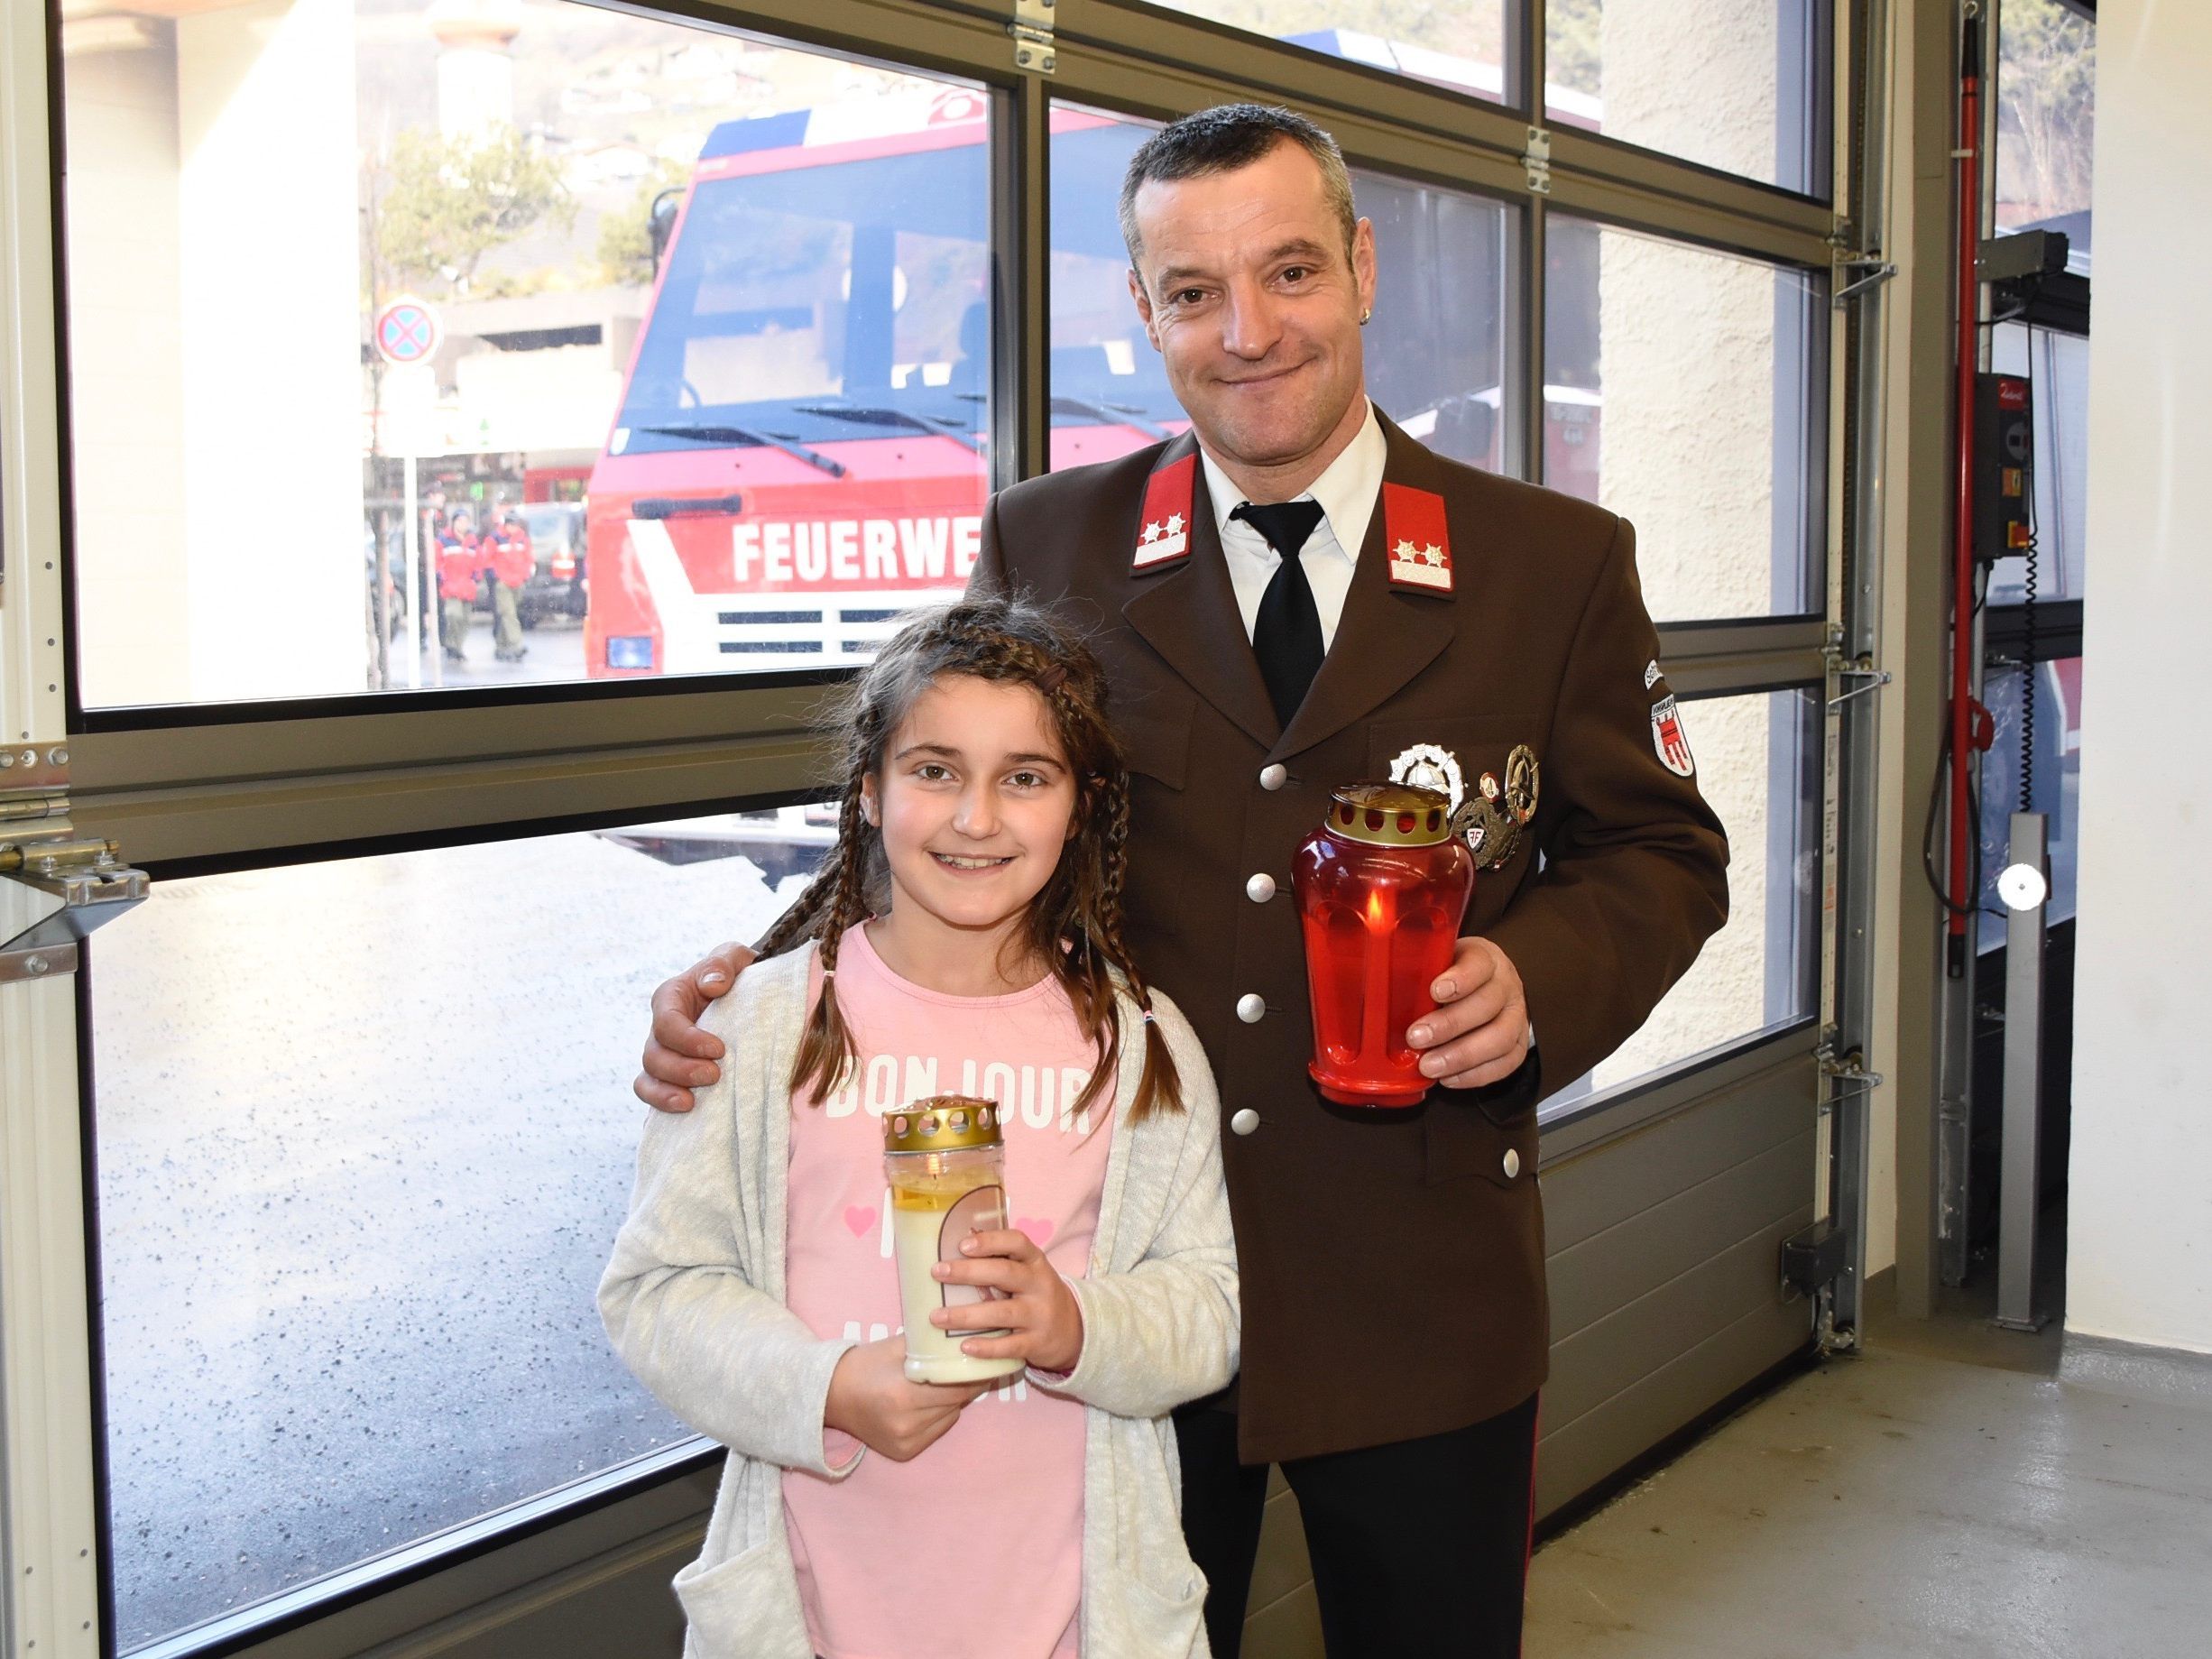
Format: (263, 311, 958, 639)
(648, 189, 683, 273)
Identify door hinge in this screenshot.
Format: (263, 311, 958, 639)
(1824, 632, 1890, 711)
(1011, 0, 1056, 75)
(1522, 126, 1552, 194)
(1829, 221, 1895, 306)
(1831, 258, 1896, 307)
(3, 752, 149, 983)
(1815, 1036, 1884, 1100)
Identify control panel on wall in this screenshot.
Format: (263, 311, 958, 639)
(1974, 373, 2033, 563)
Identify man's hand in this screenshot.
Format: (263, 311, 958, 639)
(823, 1336, 989, 1462)
(930, 1229, 1084, 1375)
(1407, 937, 1532, 1091)
(633, 943, 754, 1113)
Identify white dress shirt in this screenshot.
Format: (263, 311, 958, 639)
(1199, 401, 1387, 650)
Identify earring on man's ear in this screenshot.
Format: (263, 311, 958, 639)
(1359, 308, 1372, 326)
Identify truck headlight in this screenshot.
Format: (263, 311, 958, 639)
(606, 635, 654, 670)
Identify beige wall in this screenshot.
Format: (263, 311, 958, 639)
(66, 0, 362, 708)
(62, 23, 190, 707)
(2064, 0, 2212, 1355)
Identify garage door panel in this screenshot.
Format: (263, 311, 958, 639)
(1535, 1295, 1814, 1520)
(1548, 1128, 1815, 1341)
(1544, 1212, 1814, 1433)
(1542, 1060, 1810, 1253)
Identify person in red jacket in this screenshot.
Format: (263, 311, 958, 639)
(436, 510, 484, 665)
(486, 510, 533, 662)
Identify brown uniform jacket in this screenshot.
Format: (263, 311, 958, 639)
(973, 411, 1729, 1463)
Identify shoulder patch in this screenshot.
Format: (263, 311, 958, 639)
(1651, 695, 1695, 777)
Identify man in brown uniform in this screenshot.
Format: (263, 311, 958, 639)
(637, 106, 1727, 1658)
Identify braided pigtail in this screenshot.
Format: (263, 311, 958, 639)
(788, 786, 873, 1106)
(1091, 767, 1184, 1123)
(1031, 655, 1122, 1129)
(754, 832, 842, 959)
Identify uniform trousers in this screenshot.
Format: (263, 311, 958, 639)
(439, 595, 472, 659)
(492, 579, 525, 658)
(1175, 1392, 1539, 1659)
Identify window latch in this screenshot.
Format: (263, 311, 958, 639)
(1012, 0, 1056, 75)
(2, 748, 149, 984)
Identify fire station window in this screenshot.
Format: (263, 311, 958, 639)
(1995, 0, 2094, 237)
(1544, 687, 1820, 1115)
(90, 809, 828, 1652)
(1544, 217, 1823, 622)
(1048, 106, 1511, 477)
(1544, 0, 1831, 198)
(57, 2, 990, 708)
(1140, 2, 1512, 106)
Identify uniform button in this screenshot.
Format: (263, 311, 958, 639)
(1230, 1109, 1259, 1136)
(1245, 872, 1277, 903)
(1503, 1148, 1522, 1179)
(1258, 763, 1287, 791)
(1236, 993, 1267, 1024)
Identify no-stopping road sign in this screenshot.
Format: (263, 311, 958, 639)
(374, 297, 442, 365)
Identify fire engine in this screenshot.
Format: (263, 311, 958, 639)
(585, 89, 1599, 677)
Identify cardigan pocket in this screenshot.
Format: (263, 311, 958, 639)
(674, 1533, 808, 1659)
(1097, 1559, 1207, 1657)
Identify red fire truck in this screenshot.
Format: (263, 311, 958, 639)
(584, 90, 1596, 677)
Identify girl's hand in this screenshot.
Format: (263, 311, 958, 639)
(930, 1229, 1085, 1375)
(824, 1335, 989, 1461)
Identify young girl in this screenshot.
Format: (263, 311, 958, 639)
(600, 596, 1238, 1659)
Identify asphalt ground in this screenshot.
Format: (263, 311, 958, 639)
(90, 829, 810, 1649)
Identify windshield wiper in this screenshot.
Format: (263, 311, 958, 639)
(1046, 394, 1174, 442)
(639, 422, 846, 479)
(791, 399, 985, 456)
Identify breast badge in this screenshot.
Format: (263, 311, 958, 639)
(1387, 742, 1464, 811)
(1388, 742, 1540, 871)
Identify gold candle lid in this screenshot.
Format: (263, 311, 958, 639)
(1323, 782, 1455, 848)
(884, 1094, 1004, 1153)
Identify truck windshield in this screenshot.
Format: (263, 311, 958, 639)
(615, 129, 1184, 456)
(615, 143, 996, 455)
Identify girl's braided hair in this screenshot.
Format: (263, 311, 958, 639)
(757, 593, 1184, 1123)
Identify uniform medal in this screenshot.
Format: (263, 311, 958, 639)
(1387, 742, 1541, 871)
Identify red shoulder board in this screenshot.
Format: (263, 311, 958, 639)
(1132, 454, 1196, 574)
(1382, 483, 1453, 594)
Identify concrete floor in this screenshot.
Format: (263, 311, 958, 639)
(1526, 1273, 2212, 1659)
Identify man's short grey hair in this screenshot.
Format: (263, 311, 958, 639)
(1118, 104, 1358, 277)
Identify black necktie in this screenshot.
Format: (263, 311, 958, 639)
(1233, 499, 1328, 727)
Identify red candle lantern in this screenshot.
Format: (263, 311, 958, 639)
(1292, 782, 1476, 1109)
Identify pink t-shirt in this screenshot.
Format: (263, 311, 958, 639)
(782, 924, 1114, 1659)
